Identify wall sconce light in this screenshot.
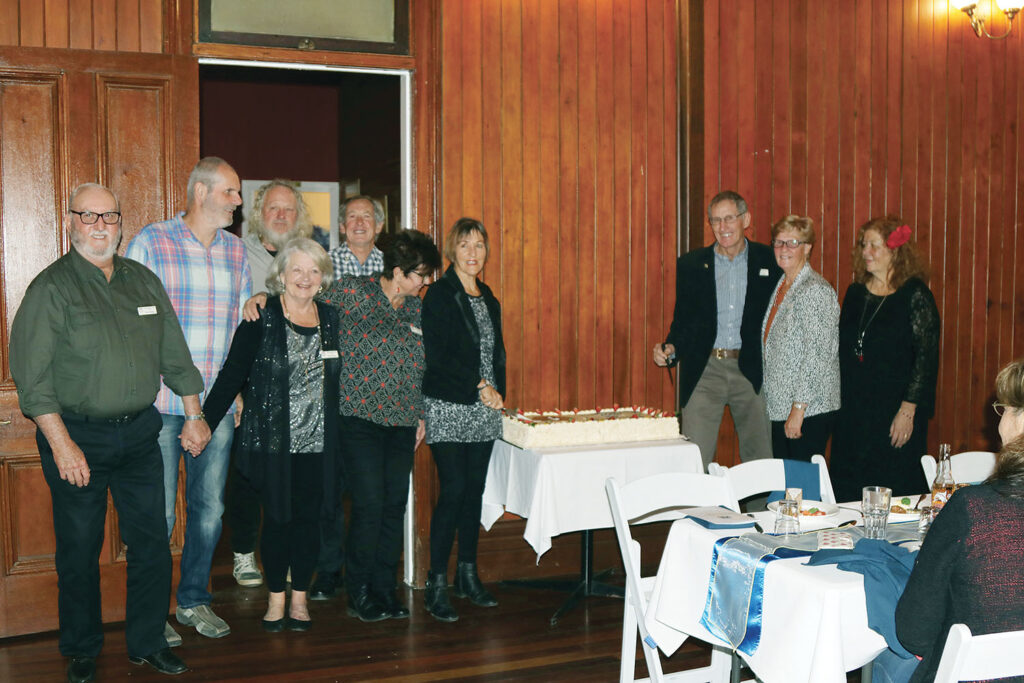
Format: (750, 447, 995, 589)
(951, 0, 1024, 39)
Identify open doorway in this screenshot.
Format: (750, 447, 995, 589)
(196, 59, 417, 585)
(198, 60, 409, 236)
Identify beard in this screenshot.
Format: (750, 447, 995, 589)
(71, 225, 121, 261)
(263, 226, 302, 251)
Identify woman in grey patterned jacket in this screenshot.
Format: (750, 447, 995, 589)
(760, 215, 841, 461)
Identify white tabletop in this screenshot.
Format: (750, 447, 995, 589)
(645, 508, 888, 683)
(481, 437, 702, 558)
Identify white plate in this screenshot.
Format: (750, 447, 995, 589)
(767, 499, 840, 518)
(884, 494, 928, 522)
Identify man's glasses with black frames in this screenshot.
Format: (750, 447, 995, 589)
(70, 210, 122, 225)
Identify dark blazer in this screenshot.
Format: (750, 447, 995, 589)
(664, 240, 782, 406)
(422, 265, 506, 403)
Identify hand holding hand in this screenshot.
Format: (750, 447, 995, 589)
(180, 419, 212, 457)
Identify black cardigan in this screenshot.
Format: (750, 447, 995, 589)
(203, 296, 341, 522)
(664, 240, 782, 406)
(421, 265, 506, 404)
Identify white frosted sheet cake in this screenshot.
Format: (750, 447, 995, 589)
(502, 407, 680, 449)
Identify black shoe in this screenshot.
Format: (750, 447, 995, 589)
(286, 616, 312, 632)
(453, 561, 498, 607)
(424, 573, 459, 622)
(129, 647, 188, 675)
(261, 617, 285, 632)
(67, 657, 95, 683)
(345, 584, 389, 622)
(309, 570, 339, 600)
(376, 590, 410, 619)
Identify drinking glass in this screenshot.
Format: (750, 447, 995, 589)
(774, 499, 800, 535)
(862, 486, 892, 540)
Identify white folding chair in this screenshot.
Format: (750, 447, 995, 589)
(605, 473, 739, 683)
(920, 451, 997, 488)
(933, 623, 1024, 682)
(707, 454, 836, 504)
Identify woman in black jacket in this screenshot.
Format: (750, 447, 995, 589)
(421, 218, 506, 622)
(203, 238, 340, 632)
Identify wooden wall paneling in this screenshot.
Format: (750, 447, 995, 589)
(611, 0, 631, 400)
(115, 0, 141, 52)
(480, 0, 502, 297)
(789, 1, 808, 219)
(716, 0, 737, 191)
(657, 0, 678, 411)
(0, 1, 18, 46)
(734, 1, 754, 206)
(96, 73, 174, 245)
(820, 1, 840, 284)
(804, 0, 823, 274)
(499, 0, 525, 409)
(627, 0, 646, 406)
(139, 0, 162, 52)
(867, 0, 887, 217)
(536, 0, 559, 408)
(440, 0, 462, 229)
(852, 0, 871, 227)
(884, 0, 902, 218)
(770, 0, 790, 224)
(459, 0, 482, 219)
(69, 0, 95, 50)
(643, 0, 665, 405)
(43, 0, 70, 49)
(558, 0, 579, 409)
(751, 0, 772, 243)
(594, 0, 615, 406)
(92, 0, 117, 51)
(575, 0, 597, 410)
(18, 0, 44, 47)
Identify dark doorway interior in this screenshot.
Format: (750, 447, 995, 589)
(199, 64, 402, 234)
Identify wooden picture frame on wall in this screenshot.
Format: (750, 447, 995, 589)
(197, 0, 410, 55)
(241, 180, 340, 251)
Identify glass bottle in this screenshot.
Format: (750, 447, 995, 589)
(930, 443, 956, 512)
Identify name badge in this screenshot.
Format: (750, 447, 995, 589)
(409, 324, 423, 336)
(321, 349, 339, 359)
(759, 268, 770, 277)
(137, 306, 157, 316)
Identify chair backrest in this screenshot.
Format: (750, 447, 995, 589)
(707, 454, 836, 504)
(933, 623, 1024, 682)
(920, 451, 997, 488)
(605, 473, 741, 628)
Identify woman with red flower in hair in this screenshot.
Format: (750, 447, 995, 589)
(830, 216, 940, 502)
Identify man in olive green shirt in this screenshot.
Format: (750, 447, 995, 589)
(9, 184, 210, 682)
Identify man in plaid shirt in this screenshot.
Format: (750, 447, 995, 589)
(328, 195, 386, 277)
(309, 195, 386, 603)
(125, 157, 251, 642)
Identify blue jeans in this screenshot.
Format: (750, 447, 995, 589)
(158, 414, 233, 608)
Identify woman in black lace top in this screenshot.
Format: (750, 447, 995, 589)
(830, 216, 940, 502)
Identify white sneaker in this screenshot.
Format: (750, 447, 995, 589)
(164, 621, 182, 647)
(176, 604, 230, 638)
(232, 552, 263, 587)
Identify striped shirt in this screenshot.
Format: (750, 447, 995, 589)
(329, 242, 383, 278)
(125, 213, 252, 415)
(712, 239, 749, 349)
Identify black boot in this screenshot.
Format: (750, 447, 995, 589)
(424, 573, 458, 622)
(346, 584, 388, 622)
(453, 561, 498, 607)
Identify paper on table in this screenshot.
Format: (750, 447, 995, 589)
(683, 506, 757, 529)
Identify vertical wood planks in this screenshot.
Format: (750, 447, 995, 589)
(0, 0, 163, 52)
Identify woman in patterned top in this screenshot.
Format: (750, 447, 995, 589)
(830, 216, 940, 502)
(204, 238, 340, 632)
(874, 358, 1024, 683)
(321, 229, 441, 623)
(760, 215, 840, 461)
(420, 218, 506, 622)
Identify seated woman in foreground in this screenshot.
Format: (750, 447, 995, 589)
(877, 358, 1024, 683)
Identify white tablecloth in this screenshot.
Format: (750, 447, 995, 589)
(645, 508, 888, 683)
(480, 438, 702, 558)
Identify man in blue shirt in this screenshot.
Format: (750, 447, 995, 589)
(654, 190, 782, 467)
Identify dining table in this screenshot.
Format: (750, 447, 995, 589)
(644, 504, 924, 683)
(480, 436, 702, 623)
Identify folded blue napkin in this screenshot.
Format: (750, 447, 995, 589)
(766, 459, 822, 503)
(807, 538, 917, 658)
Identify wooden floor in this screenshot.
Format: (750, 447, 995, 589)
(0, 556, 865, 682)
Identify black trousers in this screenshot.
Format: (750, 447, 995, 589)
(37, 407, 170, 659)
(315, 455, 346, 576)
(260, 453, 323, 593)
(428, 440, 493, 575)
(770, 410, 837, 463)
(226, 436, 261, 554)
(339, 416, 415, 596)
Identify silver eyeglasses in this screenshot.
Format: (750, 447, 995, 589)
(709, 212, 746, 227)
(771, 239, 806, 249)
(993, 401, 1013, 417)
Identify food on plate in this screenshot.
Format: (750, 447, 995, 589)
(890, 505, 908, 514)
(802, 507, 827, 516)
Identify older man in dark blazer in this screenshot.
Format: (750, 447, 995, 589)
(653, 190, 782, 467)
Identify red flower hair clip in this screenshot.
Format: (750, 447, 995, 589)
(886, 224, 912, 249)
